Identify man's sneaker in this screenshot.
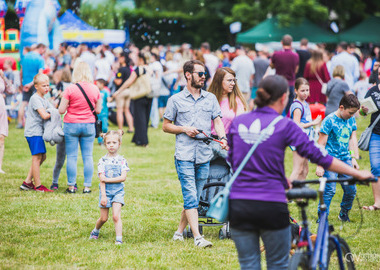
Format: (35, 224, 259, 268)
(89, 230, 99, 240)
(115, 240, 123, 245)
(50, 183, 59, 190)
(172, 232, 184, 241)
(194, 236, 212, 248)
(338, 211, 351, 222)
(35, 185, 53, 192)
(20, 181, 35, 191)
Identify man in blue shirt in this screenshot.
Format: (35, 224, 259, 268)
(18, 43, 46, 129)
(163, 60, 228, 248)
(316, 94, 361, 222)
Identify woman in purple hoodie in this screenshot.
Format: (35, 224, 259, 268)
(227, 75, 372, 270)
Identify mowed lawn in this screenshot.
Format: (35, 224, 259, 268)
(1, 115, 380, 269)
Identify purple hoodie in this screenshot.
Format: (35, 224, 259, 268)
(227, 107, 333, 203)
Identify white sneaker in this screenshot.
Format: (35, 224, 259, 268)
(194, 236, 212, 248)
(172, 232, 184, 241)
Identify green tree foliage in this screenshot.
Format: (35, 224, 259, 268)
(66, 0, 380, 47)
(226, 0, 328, 31)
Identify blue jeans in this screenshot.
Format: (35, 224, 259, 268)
(318, 159, 356, 216)
(231, 226, 291, 270)
(369, 133, 380, 177)
(64, 123, 95, 187)
(97, 115, 109, 144)
(52, 138, 66, 185)
(174, 159, 210, 209)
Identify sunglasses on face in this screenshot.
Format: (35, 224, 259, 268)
(192, 71, 207, 77)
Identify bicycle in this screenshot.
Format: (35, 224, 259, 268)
(287, 177, 377, 270)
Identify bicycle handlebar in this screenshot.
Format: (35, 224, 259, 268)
(292, 177, 377, 188)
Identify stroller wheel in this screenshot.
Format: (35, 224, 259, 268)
(183, 226, 193, 238)
(183, 228, 188, 239)
(219, 227, 228, 240)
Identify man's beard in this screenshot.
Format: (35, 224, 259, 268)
(190, 75, 205, 89)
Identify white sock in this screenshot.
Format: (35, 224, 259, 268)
(116, 236, 122, 242)
(93, 228, 100, 234)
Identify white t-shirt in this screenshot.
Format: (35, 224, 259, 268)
(231, 55, 255, 93)
(95, 58, 111, 81)
(203, 53, 220, 78)
(78, 51, 96, 76)
(354, 79, 371, 100)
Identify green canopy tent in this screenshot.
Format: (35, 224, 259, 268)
(236, 17, 339, 44)
(339, 16, 380, 43)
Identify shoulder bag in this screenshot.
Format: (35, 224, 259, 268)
(206, 115, 283, 222)
(129, 66, 152, 100)
(76, 83, 102, 138)
(358, 113, 380, 151)
(315, 72, 328, 95)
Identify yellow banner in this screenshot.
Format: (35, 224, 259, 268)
(62, 31, 104, 41)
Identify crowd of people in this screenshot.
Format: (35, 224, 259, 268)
(1, 35, 380, 268)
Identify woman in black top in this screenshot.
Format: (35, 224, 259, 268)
(113, 53, 152, 147)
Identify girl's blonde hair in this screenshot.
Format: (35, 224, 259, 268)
(332, 65, 345, 79)
(208, 67, 248, 112)
(101, 130, 124, 144)
(72, 61, 94, 83)
(33, 73, 49, 85)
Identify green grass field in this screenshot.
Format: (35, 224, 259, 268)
(1, 116, 380, 269)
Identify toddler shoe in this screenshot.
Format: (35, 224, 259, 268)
(50, 183, 59, 190)
(89, 230, 99, 240)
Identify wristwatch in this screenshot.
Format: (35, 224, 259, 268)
(220, 136, 228, 141)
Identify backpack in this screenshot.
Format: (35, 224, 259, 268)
(287, 100, 304, 119)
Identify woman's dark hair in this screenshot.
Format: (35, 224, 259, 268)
(138, 52, 147, 64)
(339, 94, 360, 109)
(254, 75, 289, 108)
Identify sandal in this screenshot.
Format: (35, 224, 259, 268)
(362, 205, 380, 211)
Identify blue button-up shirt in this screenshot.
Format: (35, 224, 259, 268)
(164, 87, 222, 164)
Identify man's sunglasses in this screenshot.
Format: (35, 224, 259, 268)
(192, 72, 207, 77)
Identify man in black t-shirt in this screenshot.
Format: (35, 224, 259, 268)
(296, 38, 311, 78)
(113, 51, 134, 132)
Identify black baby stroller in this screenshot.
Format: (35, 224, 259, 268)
(183, 156, 232, 240)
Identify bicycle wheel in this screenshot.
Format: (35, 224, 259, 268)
(327, 236, 355, 270)
(288, 251, 309, 270)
